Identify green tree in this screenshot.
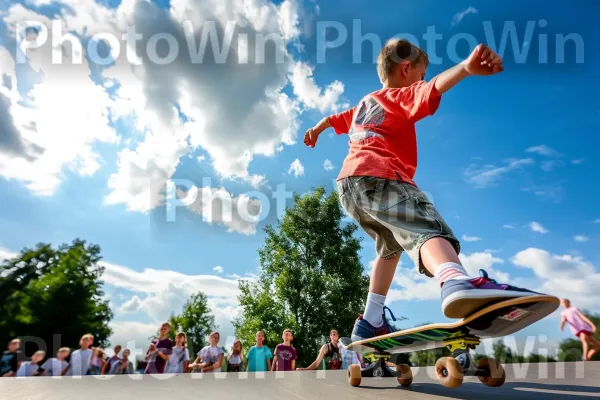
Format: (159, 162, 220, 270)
(233, 187, 370, 367)
(164, 292, 217, 356)
(0, 239, 113, 356)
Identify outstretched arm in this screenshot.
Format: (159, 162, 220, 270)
(304, 117, 332, 148)
(560, 316, 567, 331)
(433, 44, 503, 95)
(297, 345, 327, 371)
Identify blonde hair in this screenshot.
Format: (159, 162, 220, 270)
(377, 38, 429, 84)
(80, 334, 94, 348)
(58, 347, 70, 354)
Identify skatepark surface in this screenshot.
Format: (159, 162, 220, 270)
(2, 362, 599, 400)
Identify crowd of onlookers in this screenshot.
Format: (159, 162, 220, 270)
(1, 322, 364, 378)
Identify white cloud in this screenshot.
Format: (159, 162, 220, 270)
(512, 248, 600, 309)
(503, 225, 515, 229)
(323, 159, 334, 171)
(176, 186, 262, 235)
(1, 0, 344, 215)
(0, 5, 119, 195)
(289, 62, 346, 113)
(108, 321, 158, 365)
(213, 266, 224, 273)
(574, 236, 589, 243)
(197, 155, 206, 162)
(288, 158, 304, 177)
(462, 234, 482, 242)
(464, 158, 534, 188)
(118, 295, 144, 314)
(0, 248, 17, 264)
(529, 222, 549, 234)
(526, 145, 562, 158)
(452, 6, 478, 26)
(101, 260, 258, 348)
(572, 159, 584, 165)
(459, 252, 510, 282)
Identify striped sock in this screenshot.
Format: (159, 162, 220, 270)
(435, 262, 471, 286)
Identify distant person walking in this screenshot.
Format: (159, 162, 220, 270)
(560, 298, 600, 361)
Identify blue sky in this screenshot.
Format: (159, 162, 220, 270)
(0, 0, 598, 358)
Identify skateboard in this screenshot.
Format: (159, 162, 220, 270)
(340, 295, 560, 389)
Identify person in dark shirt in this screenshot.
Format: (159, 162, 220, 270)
(0, 339, 23, 377)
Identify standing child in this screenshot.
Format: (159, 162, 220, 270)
(272, 329, 296, 372)
(62, 334, 94, 376)
(164, 332, 190, 374)
(16, 351, 46, 377)
(87, 347, 105, 375)
(560, 298, 600, 361)
(190, 331, 224, 373)
(144, 322, 174, 374)
(304, 39, 540, 341)
(108, 349, 134, 375)
(40, 348, 70, 377)
(246, 331, 273, 372)
(226, 339, 244, 372)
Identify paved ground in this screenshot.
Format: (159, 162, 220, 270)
(2, 362, 599, 400)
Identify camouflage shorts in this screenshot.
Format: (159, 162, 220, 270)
(337, 176, 461, 277)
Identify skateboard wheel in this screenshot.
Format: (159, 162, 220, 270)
(435, 357, 464, 388)
(396, 364, 412, 387)
(477, 357, 506, 387)
(347, 364, 361, 387)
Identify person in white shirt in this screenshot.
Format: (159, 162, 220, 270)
(62, 334, 94, 376)
(164, 332, 190, 374)
(190, 331, 224, 373)
(16, 351, 46, 377)
(40, 348, 70, 377)
(108, 349, 134, 375)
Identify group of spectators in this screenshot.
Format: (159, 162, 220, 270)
(1, 322, 363, 378)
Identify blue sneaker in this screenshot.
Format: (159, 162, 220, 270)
(441, 269, 542, 319)
(351, 306, 399, 343)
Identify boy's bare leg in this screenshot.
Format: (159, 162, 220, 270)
(369, 254, 400, 295)
(419, 237, 539, 318)
(420, 237, 462, 277)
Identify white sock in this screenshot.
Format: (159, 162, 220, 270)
(363, 292, 386, 327)
(435, 262, 471, 286)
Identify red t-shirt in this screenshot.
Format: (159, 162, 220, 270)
(328, 78, 442, 187)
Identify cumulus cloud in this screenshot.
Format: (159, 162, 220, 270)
(288, 158, 304, 177)
(101, 260, 257, 345)
(213, 266, 224, 273)
(175, 185, 262, 235)
(323, 159, 334, 171)
(512, 248, 600, 309)
(0, 0, 345, 217)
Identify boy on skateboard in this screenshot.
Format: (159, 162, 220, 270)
(304, 39, 541, 342)
(560, 298, 600, 361)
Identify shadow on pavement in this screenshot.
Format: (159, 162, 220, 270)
(358, 381, 600, 399)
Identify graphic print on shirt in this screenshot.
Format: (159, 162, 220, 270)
(349, 97, 385, 144)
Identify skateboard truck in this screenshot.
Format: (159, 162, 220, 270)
(361, 353, 396, 378)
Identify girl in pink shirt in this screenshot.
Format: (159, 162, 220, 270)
(560, 298, 600, 361)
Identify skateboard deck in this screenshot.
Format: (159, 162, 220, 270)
(340, 295, 559, 389)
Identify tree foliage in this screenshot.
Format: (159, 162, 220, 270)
(0, 239, 113, 356)
(233, 187, 370, 367)
(165, 291, 217, 355)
